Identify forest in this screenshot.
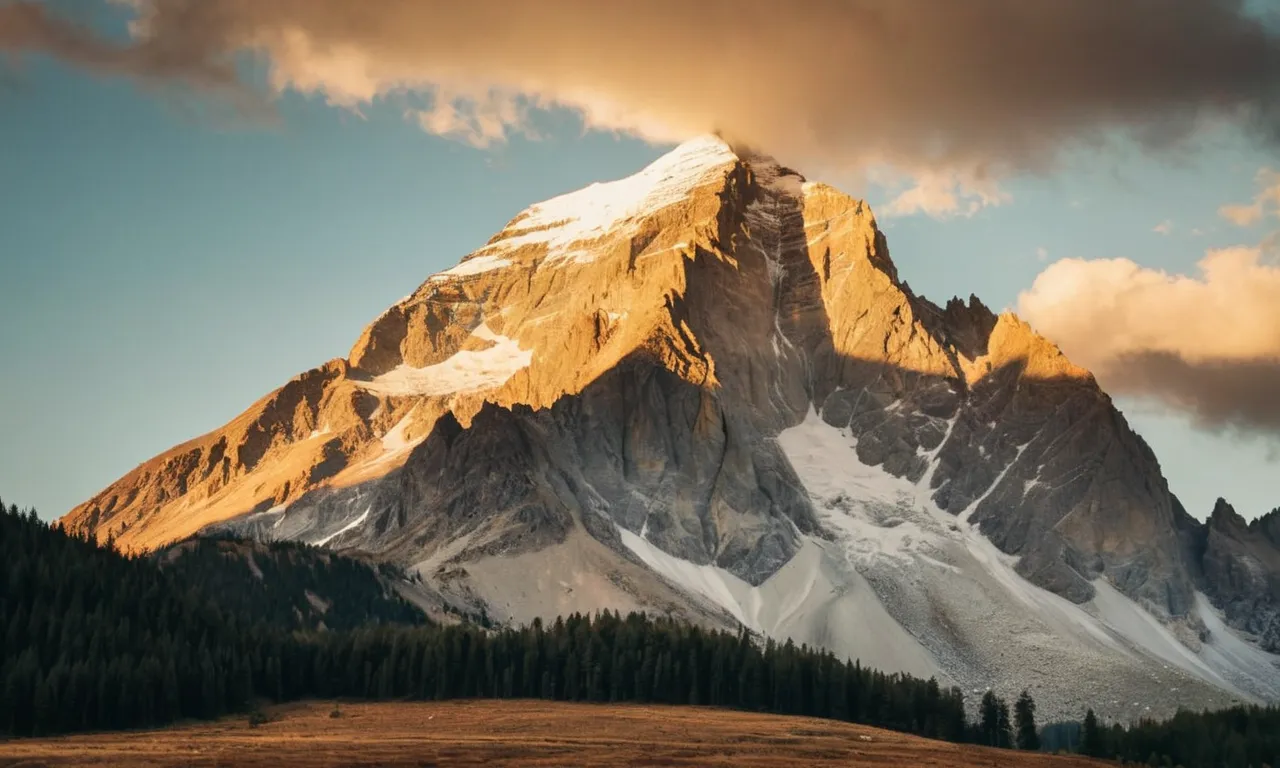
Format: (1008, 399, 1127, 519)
(158, 534, 425, 631)
(2, 498, 1278, 767)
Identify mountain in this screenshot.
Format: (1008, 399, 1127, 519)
(63, 136, 1280, 721)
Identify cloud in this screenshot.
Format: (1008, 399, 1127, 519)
(5, 0, 1280, 199)
(1222, 203, 1266, 226)
(1017, 246, 1280, 435)
(0, 2, 235, 86)
(409, 89, 541, 149)
(1102, 351, 1280, 435)
(878, 169, 1011, 219)
(1220, 168, 1280, 226)
(1153, 220, 1174, 235)
(1036, 247, 1049, 262)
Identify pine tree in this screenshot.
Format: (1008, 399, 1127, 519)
(979, 690, 1002, 747)
(995, 699, 1013, 749)
(1081, 708, 1104, 757)
(1014, 689, 1040, 751)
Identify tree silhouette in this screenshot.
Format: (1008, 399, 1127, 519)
(1014, 690, 1039, 751)
(1081, 709, 1104, 757)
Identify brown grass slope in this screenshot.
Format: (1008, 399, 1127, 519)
(0, 700, 1109, 768)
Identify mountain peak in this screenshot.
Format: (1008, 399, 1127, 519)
(1210, 497, 1248, 530)
(63, 138, 1280, 720)
(477, 135, 739, 259)
(437, 135, 811, 280)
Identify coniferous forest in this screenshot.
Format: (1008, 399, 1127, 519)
(159, 535, 425, 631)
(3, 499, 1280, 767)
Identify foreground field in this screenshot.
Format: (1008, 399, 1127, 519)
(0, 700, 1107, 767)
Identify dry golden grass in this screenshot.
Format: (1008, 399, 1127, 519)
(0, 700, 1108, 767)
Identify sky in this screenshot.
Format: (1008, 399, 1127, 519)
(1, 0, 1278, 521)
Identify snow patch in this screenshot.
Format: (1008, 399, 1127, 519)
(779, 409, 1113, 635)
(617, 527, 943, 679)
(778, 409, 965, 571)
(359, 323, 531, 397)
(315, 506, 370, 547)
(264, 503, 289, 530)
(959, 442, 1031, 523)
(367, 408, 424, 467)
(917, 414, 958, 491)
(776, 406, 1275, 702)
(777, 410, 921, 514)
(618, 527, 754, 628)
(478, 136, 736, 265)
(631, 240, 692, 266)
(431, 254, 512, 280)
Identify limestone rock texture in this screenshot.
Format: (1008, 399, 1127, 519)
(63, 137, 1280, 720)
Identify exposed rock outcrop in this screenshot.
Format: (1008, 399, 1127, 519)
(1189, 500, 1280, 653)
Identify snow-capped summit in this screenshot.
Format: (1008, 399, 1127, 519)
(64, 138, 1280, 721)
(438, 134, 798, 274)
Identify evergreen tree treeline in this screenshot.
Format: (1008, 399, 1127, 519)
(4, 500, 1280, 768)
(1074, 706, 1280, 768)
(3, 501, 256, 734)
(0, 501, 967, 740)
(160, 535, 425, 631)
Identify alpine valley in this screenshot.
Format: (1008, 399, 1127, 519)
(63, 137, 1280, 722)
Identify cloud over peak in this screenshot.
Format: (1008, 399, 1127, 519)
(1018, 246, 1280, 436)
(4, 0, 1280, 192)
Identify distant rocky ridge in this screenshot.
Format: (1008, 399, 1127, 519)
(63, 137, 1280, 720)
(1184, 500, 1280, 653)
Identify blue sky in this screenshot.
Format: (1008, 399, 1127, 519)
(1, 26, 1277, 521)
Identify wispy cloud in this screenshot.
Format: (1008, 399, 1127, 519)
(409, 90, 542, 149)
(1220, 168, 1280, 226)
(877, 169, 1011, 219)
(1153, 220, 1174, 235)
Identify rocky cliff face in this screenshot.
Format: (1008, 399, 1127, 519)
(1188, 500, 1280, 653)
(63, 137, 1280, 719)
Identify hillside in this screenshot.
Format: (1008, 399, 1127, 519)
(155, 536, 426, 631)
(0, 499, 426, 736)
